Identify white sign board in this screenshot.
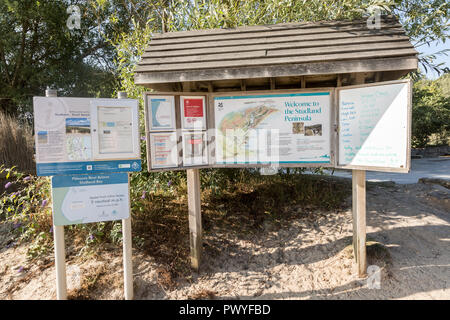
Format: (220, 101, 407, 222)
(182, 131, 208, 166)
(338, 80, 411, 172)
(213, 91, 332, 165)
(147, 95, 176, 131)
(149, 132, 179, 169)
(51, 173, 130, 226)
(33, 97, 141, 176)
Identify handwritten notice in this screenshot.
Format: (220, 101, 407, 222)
(338, 81, 410, 171)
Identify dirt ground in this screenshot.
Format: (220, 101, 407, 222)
(0, 179, 449, 300)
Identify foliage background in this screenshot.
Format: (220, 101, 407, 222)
(0, 0, 449, 272)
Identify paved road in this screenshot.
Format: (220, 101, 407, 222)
(322, 157, 450, 184)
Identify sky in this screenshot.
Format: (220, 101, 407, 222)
(417, 39, 450, 79)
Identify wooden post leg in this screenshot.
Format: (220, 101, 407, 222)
(187, 169, 202, 271)
(352, 169, 367, 278)
(122, 217, 133, 300)
(53, 225, 67, 300)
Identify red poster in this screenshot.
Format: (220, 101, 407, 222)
(189, 138, 202, 144)
(184, 98, 204, 117)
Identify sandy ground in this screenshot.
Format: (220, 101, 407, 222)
(0, 180, 449, 300)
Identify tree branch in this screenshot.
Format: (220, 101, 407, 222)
(11, 20, 28, 87)
(0, 47, 12, 84)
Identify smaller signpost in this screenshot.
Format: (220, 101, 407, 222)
(36, 90, 140, 299)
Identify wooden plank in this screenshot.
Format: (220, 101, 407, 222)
(142, 41, 413, 65)
(137, 48, 418, 72)
(145, 28, 406, 52)
(145, 50, 266, 64)
(143, 35, 411, 58)
(352, 169, 367, 278)
(151, 17, 400, 40)
(150, 23, 403, 46)
(135, 57, 418, 84)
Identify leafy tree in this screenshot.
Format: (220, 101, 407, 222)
(412, 73, 450, 147)
(0, 0, 132, 115)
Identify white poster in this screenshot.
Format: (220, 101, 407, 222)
(149, 132, 179, 169)
(148, 95, 176, 131)
(97, 106, 134, 154)
(338, 81, 410, 171)
(214, 92, 331, 165)
(182, 132, 208, 166)
(180, 96, 206, 130)
(91, 99, 140, 160)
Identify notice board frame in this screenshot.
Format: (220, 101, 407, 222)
(144, 88, 337, 171)
(144, 92, 211, 172)
(33, 96, 142, 176)
(335, 79, 412, 173)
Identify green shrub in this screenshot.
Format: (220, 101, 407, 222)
(412, 75, 450, 148)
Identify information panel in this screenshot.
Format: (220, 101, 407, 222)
(33, 97, 141, 176)
(51, 173, 129, 226)
(148, 95, 176, 131)
(337, 80, 411, 172)
(149, 132, 179, 169)
(213, 91, 332, 165)
(181, 96, 206, 130)
(145, 93, 209, 171)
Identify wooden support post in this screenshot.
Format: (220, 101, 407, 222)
(336, 74, 342, 87)
(240, 79, 246, 91)
(53, 225, 67, 299)
(352, 169, 367, 277)
(187, 168, 202, 271)
(208, 82, 214, 93)
(46, 88, 68, 300)
(300, 76, 306, 88)
(118, 92, 134, 300)
(122, 205, 133, 299)
(270, 77, 276, 90)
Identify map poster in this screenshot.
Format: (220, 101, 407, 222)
(147, 95, 176, 131)
(213, 92, 331, 165)
(52, 173, 129, 226)
(182, 131, 208, 166)
(149, 132, 179, 169)
(180, 96, 206, 130)
(33, 97, 141, 176)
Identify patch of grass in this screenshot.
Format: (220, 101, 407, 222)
(366, 240, 392, 268)
(188, 289, 217, 300)
(202, 173, 350, 234)
(131, 173, 350, 280)
(68, 264, 121, 300)
(0, 112, 35, 175)
(155, 266, 177, 290)
(2, 167, 351, 289)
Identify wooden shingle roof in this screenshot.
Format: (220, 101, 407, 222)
(135, 16, 418, 87)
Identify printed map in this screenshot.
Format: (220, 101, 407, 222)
(217, 105, 278, 160)
(66, 136, 92, 160)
